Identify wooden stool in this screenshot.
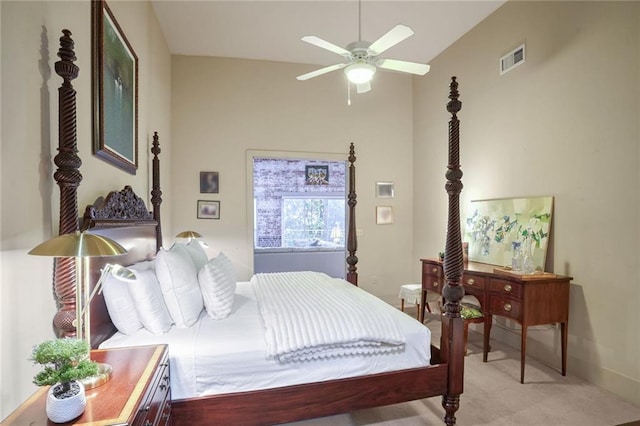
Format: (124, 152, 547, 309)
(399, 284, 431, 320)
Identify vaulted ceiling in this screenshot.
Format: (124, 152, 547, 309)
(151, 1, 505, 67)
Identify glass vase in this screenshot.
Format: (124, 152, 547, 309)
(522, 241, 535, 274)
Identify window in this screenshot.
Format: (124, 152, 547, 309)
(253, 157, 346, 250)
(281, 196, 345, 248)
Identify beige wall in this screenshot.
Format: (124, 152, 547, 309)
(2, 0, 639, 419)
(0, 1, 171, 418)
(413, 1, 640, 405)
(170, 56, 417, 300)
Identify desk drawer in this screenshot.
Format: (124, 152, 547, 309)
(489, 295, 521, 320)
(463, 273, 486, 291)
(489, 278, 523, 299)
(423, 262, 443, 278)
(424, 274, 443, 293)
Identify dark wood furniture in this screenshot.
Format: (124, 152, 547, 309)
(1, 345, 170, 425)
(421, 258, 572, 383)
(49, 30, 469, 425)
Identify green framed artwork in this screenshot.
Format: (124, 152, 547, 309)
(92, 0, 138, 174)
(464, 196, 554, 270)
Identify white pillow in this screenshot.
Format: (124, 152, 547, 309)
(102, 267, 143, 335)
(198, 252, 236, 320)
(182, 240, 209, 272)
(126, 267, 174, 334)
(155, 244, 204, 327)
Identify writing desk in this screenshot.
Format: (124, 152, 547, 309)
(420, 258, 572, 383)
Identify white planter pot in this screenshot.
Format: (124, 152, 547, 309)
(46, 381, 86, 423)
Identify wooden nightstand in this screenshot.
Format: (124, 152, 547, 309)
(1, 344, 171, 425)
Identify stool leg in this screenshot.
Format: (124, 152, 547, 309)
(401, 299, 405, 312)
(425, 301, 432, 313)
(416, 304, 420, 320)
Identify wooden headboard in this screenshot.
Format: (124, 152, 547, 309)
(82, 186, 160, 348)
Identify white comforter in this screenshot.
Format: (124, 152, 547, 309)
(100, 278, 431, 400)
(252, 271, 405, 362)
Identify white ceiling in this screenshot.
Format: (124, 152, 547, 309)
(151, 1, 505, 69)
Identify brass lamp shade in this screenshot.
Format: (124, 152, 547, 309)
(176, 230, 203, 239)
(29, 231, 127, 257)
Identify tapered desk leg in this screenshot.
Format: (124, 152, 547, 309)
(560, 321, 568, 376)
(483, 315, 492, 362)
(520, 325, 528, 384)
(419, 289, 427, 323)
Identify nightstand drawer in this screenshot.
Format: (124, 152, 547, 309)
(134, 348, 171, 426)
(489, 295, 521, 320)
(489, 278, 523, 299)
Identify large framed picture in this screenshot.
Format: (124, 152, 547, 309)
(92, 0, 138, 174)
(464, 196, 554, 270)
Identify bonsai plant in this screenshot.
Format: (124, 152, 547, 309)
(30, 338, 98, 423)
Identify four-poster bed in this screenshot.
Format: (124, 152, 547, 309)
(49, 30, 467, 426)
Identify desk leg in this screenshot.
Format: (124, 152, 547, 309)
(560, 321, 568, 376)
(419, 289, 427, 323)
(521, 325, 528, 384)
(483, 315, 492, 363)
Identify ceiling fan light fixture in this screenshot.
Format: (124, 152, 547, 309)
(345, 62, 376, 84)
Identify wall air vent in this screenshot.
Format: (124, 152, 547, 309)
(500, 44, 525, 75)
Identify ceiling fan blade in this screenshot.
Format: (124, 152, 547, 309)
(356, 81, 371, 94)
(377, 59, 430, 75)
(301, 36, 351, 57)
(368, 24, 414, 56)
(296, 63, 347, 81)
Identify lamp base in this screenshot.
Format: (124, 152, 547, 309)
(80, 362, 113, 390)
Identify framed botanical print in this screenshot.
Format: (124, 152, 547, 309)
(92, 0, 139, 174)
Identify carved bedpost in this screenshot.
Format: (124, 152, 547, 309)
(151, 132, 163, 251)
(346, 143, 358, 286)
(52, 29, 82, 338)
(441, 77, 464, 426)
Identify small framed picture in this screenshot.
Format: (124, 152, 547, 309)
(305, 165, 329, 185)
(376, 181, 394, 198)
(376, 206, 393, 225)
(200, 171, 219, 193)
(197, 200, 220, 219)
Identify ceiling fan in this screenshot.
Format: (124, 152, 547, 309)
(296, 2, 430, 94)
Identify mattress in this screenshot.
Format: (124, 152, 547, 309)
(100, 281, 431, 400)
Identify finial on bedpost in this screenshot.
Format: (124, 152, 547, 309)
(151, 132, 163, 251)
(346, 143, 358, 285)
(442, 76, 464, 426)
(52, 29, 83, 339)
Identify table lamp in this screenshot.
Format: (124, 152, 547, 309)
(175, 230, 203, 241)
(78, 263, 136, 389)
(176, 230, 208, 247)
(29, 231, 127, 346)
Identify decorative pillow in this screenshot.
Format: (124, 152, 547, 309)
(155, 244, 204, 328)
(126, 267, 174, 334)
(102, 266, 144, 335)
(198, 252, 236, 320)
(182, 240, 209, 272)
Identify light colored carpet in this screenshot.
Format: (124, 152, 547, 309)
(287, 308, 640, 426)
